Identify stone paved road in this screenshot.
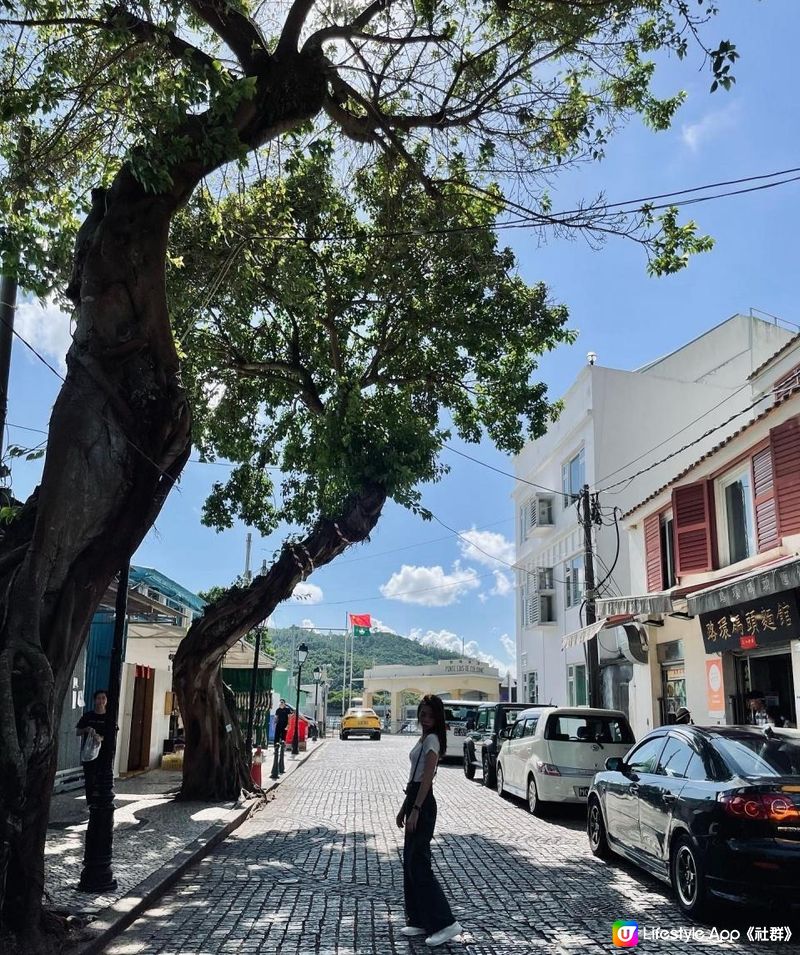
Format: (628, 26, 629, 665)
(106, 737, 796, 954)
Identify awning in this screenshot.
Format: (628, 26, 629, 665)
(596, 593, 675, 616)
(686, 555, 800, 616)
(562, 617, 608, 650)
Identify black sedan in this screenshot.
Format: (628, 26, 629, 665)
(587, 725, 800, 916)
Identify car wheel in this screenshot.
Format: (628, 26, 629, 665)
(587, 797, 611, 859)
(482, 752, 495, 788)
(374, 732, 381, 741)
(340, 731, 348, 740)
(463, 750, 476, 780)
(496, 763, 507, 798)
(671, 834, 708, 917)
(526, 775, 547, 817)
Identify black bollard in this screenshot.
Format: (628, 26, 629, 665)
(271, 740, 281, 780)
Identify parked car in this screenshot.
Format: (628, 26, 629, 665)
(438, 700, 483, 760)
(496, 707, 635, 814)
(462, 702, 545, 786)
(587, 724, 800, 916)
(340, 707, 382, 740)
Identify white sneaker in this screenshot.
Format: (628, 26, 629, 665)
(400, 926, 427, 937)
(425, 922, 462, 947)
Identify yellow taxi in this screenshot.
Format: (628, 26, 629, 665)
(340, 707, 382, 741)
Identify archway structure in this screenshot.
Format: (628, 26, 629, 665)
(363, 659, 501, 732)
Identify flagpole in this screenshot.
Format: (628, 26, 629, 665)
(343, 613, 349, 716)
(349, 625, 355, 707)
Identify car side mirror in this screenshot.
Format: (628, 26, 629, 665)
(605, 756, 624, 772)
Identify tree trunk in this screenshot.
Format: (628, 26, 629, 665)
(174, 482, 387, 800)
(0, 174, 192, 952)
(0, 48, 330, 950)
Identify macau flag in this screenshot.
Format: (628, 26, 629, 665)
(349, 613, 372, 637)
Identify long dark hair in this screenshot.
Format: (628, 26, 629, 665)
(418, 695, 447, 757)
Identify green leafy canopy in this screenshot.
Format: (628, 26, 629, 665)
(170, 146, 574, 534)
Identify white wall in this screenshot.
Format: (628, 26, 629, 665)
(513, 315, 794, 716)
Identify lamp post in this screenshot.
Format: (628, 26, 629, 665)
(313, 666, 321, 739)
(79, 562, 129, 891)
(292, 643, 308, 755)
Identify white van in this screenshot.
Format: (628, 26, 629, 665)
(496, 706, 635, 814)
(439, 700, 484, 759)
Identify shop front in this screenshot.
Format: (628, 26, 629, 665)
(689, 563, 800, 728)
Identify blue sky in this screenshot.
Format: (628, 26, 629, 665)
(8, 0, 800, 677)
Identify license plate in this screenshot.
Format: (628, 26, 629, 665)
(454, 727, 466, 736)
(574, 786, 589, 798)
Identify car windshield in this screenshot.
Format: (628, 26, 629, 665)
(444, 706, 479, 722)
(497, 708, 526, 731)
(545, 715, 635, 744)
(714, 735, 800, 777)
(348, 709, 376, 717)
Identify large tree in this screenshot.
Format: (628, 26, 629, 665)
(0, 0, 734, 949)
(171, 147, 575, 798)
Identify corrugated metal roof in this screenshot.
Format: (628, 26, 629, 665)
(129, 565, 206, 612)
(625, 386, 800, 518)
(748, 332, 800, 380)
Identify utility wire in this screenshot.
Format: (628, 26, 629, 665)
(594, 337, 800, 488)
(442, 444, 564, 497)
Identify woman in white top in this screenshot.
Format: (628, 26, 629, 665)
(396, 695, 462, 947)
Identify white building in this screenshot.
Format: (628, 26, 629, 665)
(513, 314, 794, 720)
(601, 331, 800, 737)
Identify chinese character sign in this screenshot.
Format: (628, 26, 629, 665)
(700, 591, 798, 653)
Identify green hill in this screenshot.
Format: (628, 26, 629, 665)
(267, 625, 460, 693)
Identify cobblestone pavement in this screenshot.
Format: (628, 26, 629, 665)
(106, 737, 796, 955)
(48, 745, 317, 919)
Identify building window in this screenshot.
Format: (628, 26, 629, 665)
(520, 495, 554, 539)
(562, 448, 585, 507)
(564, 555, 584, 608)
(660, 511, 676, 588)
(567, 664, 587, 706)
(716, 466, 755, 565)
(524, 670, 539, 704)
(521, 576, 556, 627)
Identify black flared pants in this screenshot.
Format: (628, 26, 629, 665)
(403, 783, 455, 934)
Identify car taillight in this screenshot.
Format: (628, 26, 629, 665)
(719, 792, 800, 821)
(535, 760, 560, 776)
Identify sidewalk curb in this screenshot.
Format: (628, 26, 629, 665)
(70, 740, 326, 954)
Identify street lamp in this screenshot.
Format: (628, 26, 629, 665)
(292, 643, 308, 755)
(313, 666, 321, 739)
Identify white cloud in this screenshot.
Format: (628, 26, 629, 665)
(490, 571, 513, 597)
(291, 582, 324, 604)
(379, 561, 480, 607)
(16, 297, 73, 372)
(500, 633, 516, 658)
(457, 528, 515, 568)
(408, 628, 516, 679)
(681, 102, 739, 152)
(300, 617, 318, 631)
(370, 616, 397, 634)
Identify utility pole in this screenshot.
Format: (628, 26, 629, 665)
(243, 532, 252, 583)
(580, 484, 602, 708)
(0, 271, 17, 461)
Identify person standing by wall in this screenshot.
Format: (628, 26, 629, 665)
(76, 690, 109, 802)
(396, 694, 462, 948)
(274, 698, 290, 743)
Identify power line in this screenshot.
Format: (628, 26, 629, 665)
(594, 337, 800, 489)
(596, 387, 783, 494)
(442, 444, 564, 497)
(231, 165, 800, 246)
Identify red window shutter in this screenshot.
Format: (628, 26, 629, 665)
(771, 418, 800, 537)
(672, 481, 714, 575)
(752, 445, 778, 552)
(644, 512, 663, 592)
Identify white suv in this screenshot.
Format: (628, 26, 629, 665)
(495, 707, 635, 815)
